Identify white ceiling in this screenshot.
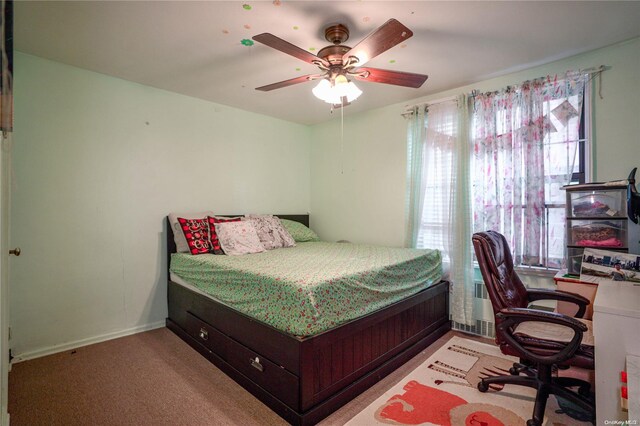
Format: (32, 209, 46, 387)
(15, 1, 640, 125)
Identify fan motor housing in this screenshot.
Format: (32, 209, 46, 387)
(317, 45, 351, 65)
(324, 23, 349, 44)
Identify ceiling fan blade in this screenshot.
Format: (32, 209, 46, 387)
(255, 74, 317, 91)
(253, 33, 329, 67)
(342, 19, 413, 67)
(353, 67, 428, 88)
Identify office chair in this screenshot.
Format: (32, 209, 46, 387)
(472, 230, 595, 426)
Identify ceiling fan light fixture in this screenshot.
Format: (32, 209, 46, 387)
(253, 19, 427, 101)
(337, 80, 362, 102)
(311, 78, 332, 102)
(334, 74, 349, 85)
(312, 76, 362, 104)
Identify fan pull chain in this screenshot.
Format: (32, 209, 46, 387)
(340, 98, 344, 175)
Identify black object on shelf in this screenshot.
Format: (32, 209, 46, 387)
(628, 167, 640, 224)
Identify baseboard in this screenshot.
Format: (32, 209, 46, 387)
(10, 321, 166, 364)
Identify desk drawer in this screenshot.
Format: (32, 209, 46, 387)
(184, 311, 299, 409)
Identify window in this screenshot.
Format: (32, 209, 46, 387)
(471, 80, 589, 270)
(406, 73, 590, 334)
(416, 143, 455, 257)
(414, 101, 459, 263)
(543, 92, 588, 269)
(408, 73, 589, 272)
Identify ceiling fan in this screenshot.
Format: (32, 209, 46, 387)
(252, 19, 428, 106)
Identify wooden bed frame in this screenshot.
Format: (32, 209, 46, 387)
(166, 215, 450, 425)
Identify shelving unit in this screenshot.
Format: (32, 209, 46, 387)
(563, 183, 630, 275)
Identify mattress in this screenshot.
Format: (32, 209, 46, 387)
(170, 241, 442, 337)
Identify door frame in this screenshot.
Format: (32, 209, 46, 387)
(0, 0, 12, 422)
(0, 130, 10, 425)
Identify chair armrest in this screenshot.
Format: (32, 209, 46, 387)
(527, 288, 589, 318)
(497, 307, 587, 365)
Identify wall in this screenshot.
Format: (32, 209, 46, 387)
(11, 37, 640, 358)
(310, 108, 408, 246)
(11, 53, 311, 359)
(310, 37, 640, 247)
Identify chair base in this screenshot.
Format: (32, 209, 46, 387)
(510, 359, 536, 377)
(478, 364, 594, 426)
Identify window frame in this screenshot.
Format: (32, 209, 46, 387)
(527, 84, 592, 273)
(411, 81, 592, 274)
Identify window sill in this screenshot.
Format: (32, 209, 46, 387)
(471, 261, 559, 279)
(514, 267, 558, 279)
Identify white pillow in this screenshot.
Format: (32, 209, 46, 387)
(215, 221, 266, 255)
(244, 214, 296, 250)
(168, 211, 215, 253)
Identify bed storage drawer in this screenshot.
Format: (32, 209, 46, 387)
(184, 311, 300, 409)
(184, 310, 230, 354)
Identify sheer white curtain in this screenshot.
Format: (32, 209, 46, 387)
(405, 106, 427, 248)
(406, 96, 475, 325)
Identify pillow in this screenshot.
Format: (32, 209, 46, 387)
(244, 214, 296, 250)
(169, 211, 215, 253)
(279, 218, 320, 242)
(177, 217, 213, 255)
(206, 216, 241, 254)
(215, 221, 266, 256)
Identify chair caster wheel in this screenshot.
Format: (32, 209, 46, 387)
(526, 419, 541, 426)
(509, 366, 519, 375)
(477, 380, 489, 392)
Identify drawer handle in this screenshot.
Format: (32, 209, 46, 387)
(199, 328, 208, 341)
(250, 357, 264, 372)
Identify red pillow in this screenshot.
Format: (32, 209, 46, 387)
(177, 217, 213, 255)
(207, 216, 242, 254)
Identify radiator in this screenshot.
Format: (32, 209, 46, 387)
(450, 280, 495, 338)
(450, 279, 555, 338)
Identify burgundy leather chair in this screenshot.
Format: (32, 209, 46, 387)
(472, 231, 595, 426)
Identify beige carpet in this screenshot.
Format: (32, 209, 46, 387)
(8, 328, 491, 425)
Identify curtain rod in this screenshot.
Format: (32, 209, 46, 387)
(401, 95, 457, 117)
(469, 65, 607, 98)
(402, 65, 607, 117)
(580, 65, 607, 75)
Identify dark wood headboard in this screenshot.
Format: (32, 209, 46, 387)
(165, 214, 310, 276)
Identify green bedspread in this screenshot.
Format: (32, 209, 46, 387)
(170, 242, 442, 337)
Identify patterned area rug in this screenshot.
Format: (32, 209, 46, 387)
(346, 336, 592, 426)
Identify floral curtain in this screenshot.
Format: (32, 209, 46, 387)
(471, 73, 587, 267)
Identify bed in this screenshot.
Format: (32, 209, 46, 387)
(166, 215, 450, 425)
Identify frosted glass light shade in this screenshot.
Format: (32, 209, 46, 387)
(312, 79, 333, 102)
(312, 77, 362, 104)
(339, 81, 362, 102)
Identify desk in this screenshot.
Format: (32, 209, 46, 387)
(554, 270, 598, 319)
(628, 355, 640, 422)
(593, 279, 640, 425)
